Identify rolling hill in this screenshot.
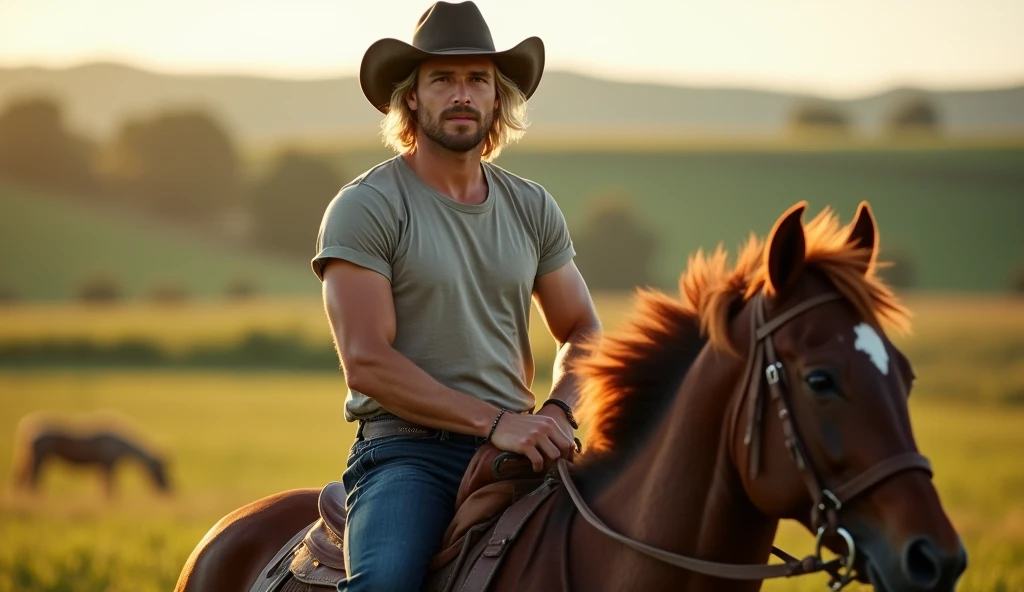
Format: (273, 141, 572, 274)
(0, 183, 318, 302)
(2, 145, 1021, 301)
(319, 145, 1024, 294)
(1, 62, 1022, 146)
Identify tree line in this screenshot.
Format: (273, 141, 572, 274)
(0, 95, 668, 295)
(0, 95, 341, 261)
(787, 94, 942, 138)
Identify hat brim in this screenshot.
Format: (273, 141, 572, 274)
(359, 36, 545, 114)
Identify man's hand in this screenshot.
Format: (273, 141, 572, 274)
(536, 403, 575, 442)
(488, 412, 574, 473)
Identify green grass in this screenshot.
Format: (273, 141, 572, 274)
(0, 291, 1022, 590)
(0, 183, 318, 302)
(3, 147, 1023, 302)
(326, 145, 1024, 293)
(0, 368, 1022, 591)
(1, 292, 1022, 404)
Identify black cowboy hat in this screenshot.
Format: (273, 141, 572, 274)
(359, 1, 545, 114)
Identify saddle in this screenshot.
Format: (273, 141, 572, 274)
(248, 443, 563, 592)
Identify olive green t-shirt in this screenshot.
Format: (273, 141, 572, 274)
(311, 155, 576, 422)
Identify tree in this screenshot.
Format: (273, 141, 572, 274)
(571, 193, 660, 292)
(0, 96, 98, 195)
(102, 109, 242, 226)
(885, 95, 941, 137)
(1009, 267, 1024, 296)
(76, 272, 123, 304)
(787, 100, 851, 137)
(247, 149, 342, 258)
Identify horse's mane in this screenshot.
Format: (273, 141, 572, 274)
(574, 206, 911, 456)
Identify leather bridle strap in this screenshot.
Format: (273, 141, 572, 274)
(832, 453, 933, 503)
(555, 460, 842, 580)
(742, 292, 844, 480)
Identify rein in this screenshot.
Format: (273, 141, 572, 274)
(553, 291, 934, 590)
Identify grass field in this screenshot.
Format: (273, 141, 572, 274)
(3, 146, 1023, 303)
(0, 183, 316, 303)
(0, 292, 1023, 590)
(324, 145, 1024, 293)
(1, 376, 1022, 591)
(2, 291, 1022, 404)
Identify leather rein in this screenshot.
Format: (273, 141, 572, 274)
(552, 291, 934, 589)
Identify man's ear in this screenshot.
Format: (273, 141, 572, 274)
(407, 90, 418, 112)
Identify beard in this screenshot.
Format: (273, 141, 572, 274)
(418, 105, 494, 153)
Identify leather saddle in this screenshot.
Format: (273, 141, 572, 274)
(248, 443, 561, 592)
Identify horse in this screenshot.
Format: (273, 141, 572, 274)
(175, 200, 966, 592)
(11, 409, 172, 497)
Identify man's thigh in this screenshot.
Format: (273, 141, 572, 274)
(340, 436, 476, 591)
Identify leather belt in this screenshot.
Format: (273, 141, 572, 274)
(357, 410, 526, 443)
(359, 416, 434, 441)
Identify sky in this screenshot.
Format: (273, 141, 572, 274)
(1, 0, 1022, 98)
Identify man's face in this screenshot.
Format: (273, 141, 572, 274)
(409, 56, 498, 153)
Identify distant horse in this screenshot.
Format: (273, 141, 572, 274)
(11, 409, 171, 496)
(176, 201, 966, 592)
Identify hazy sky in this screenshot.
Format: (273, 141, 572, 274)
(2, 0, 1022, 97)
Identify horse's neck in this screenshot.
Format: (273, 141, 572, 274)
(577, 349, 778, 591)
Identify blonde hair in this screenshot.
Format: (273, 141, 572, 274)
(379, 65, 530, 162)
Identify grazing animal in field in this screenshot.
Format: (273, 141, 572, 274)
(11, 409, 172, 497)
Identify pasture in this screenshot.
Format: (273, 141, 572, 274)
(323, 145, 1024, 292)
(1, 292, 1023, 591)
(2, 146, 1023, 303)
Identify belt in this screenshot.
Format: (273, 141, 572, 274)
(359, 414, 434, 440)
(357, 413, 488, 445)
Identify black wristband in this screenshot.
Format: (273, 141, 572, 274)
(486, 408, 507, 441)
(541, 398, 579, 430)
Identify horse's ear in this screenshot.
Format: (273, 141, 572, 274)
(765, 201, 807, 295)
(846, 200, 878, 272)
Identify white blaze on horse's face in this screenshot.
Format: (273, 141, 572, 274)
(853, 323, 889, 376)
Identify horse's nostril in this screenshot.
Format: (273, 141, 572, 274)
(902, 536, 942, 589)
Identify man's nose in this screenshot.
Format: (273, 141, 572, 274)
(452, 80, 472, 103)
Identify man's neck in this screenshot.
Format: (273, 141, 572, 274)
(402, 136, 487, 205)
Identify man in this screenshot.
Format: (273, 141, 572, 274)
(310, 2, 601, 590)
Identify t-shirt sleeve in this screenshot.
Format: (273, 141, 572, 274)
(536, 188, 576, 276)
(311, 183, 399, 282)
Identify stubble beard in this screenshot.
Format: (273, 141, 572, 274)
(419, 106, 495, 154)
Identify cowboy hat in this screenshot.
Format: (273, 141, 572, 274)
(359, 1, 545, 113)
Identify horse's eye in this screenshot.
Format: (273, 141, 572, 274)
(805, 370, 839, 396)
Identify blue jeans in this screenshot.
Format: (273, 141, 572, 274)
(338, 419, 486, 592)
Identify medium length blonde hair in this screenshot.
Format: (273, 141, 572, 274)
(379, 66, 530, 162)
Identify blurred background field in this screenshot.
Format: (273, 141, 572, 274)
(2, 294, 1023, 591)
(2, 0, 1023, 589)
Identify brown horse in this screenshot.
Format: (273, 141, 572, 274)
(176, 201, 966, 592)
(11, 409, 172, 496)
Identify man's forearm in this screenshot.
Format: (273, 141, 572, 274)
(344, 345, 500, 437)
(546, 324, 601, 409)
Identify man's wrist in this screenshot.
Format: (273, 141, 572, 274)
(540, 398, 578, 430)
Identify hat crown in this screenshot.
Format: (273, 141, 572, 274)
(412, 1, 496, 53)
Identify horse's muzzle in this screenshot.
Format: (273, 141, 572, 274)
(861, 533, 967, 592)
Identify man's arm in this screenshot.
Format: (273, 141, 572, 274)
(531, 260, 602, 436)
(322, 258, 573, 471)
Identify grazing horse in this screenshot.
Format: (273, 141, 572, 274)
(176, 201, 966, 592)
(11, 409, 172, 496)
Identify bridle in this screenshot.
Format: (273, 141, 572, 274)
(554, 290, 934, 590)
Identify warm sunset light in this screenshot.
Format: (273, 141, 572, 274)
(2, 0, 1022, 96)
